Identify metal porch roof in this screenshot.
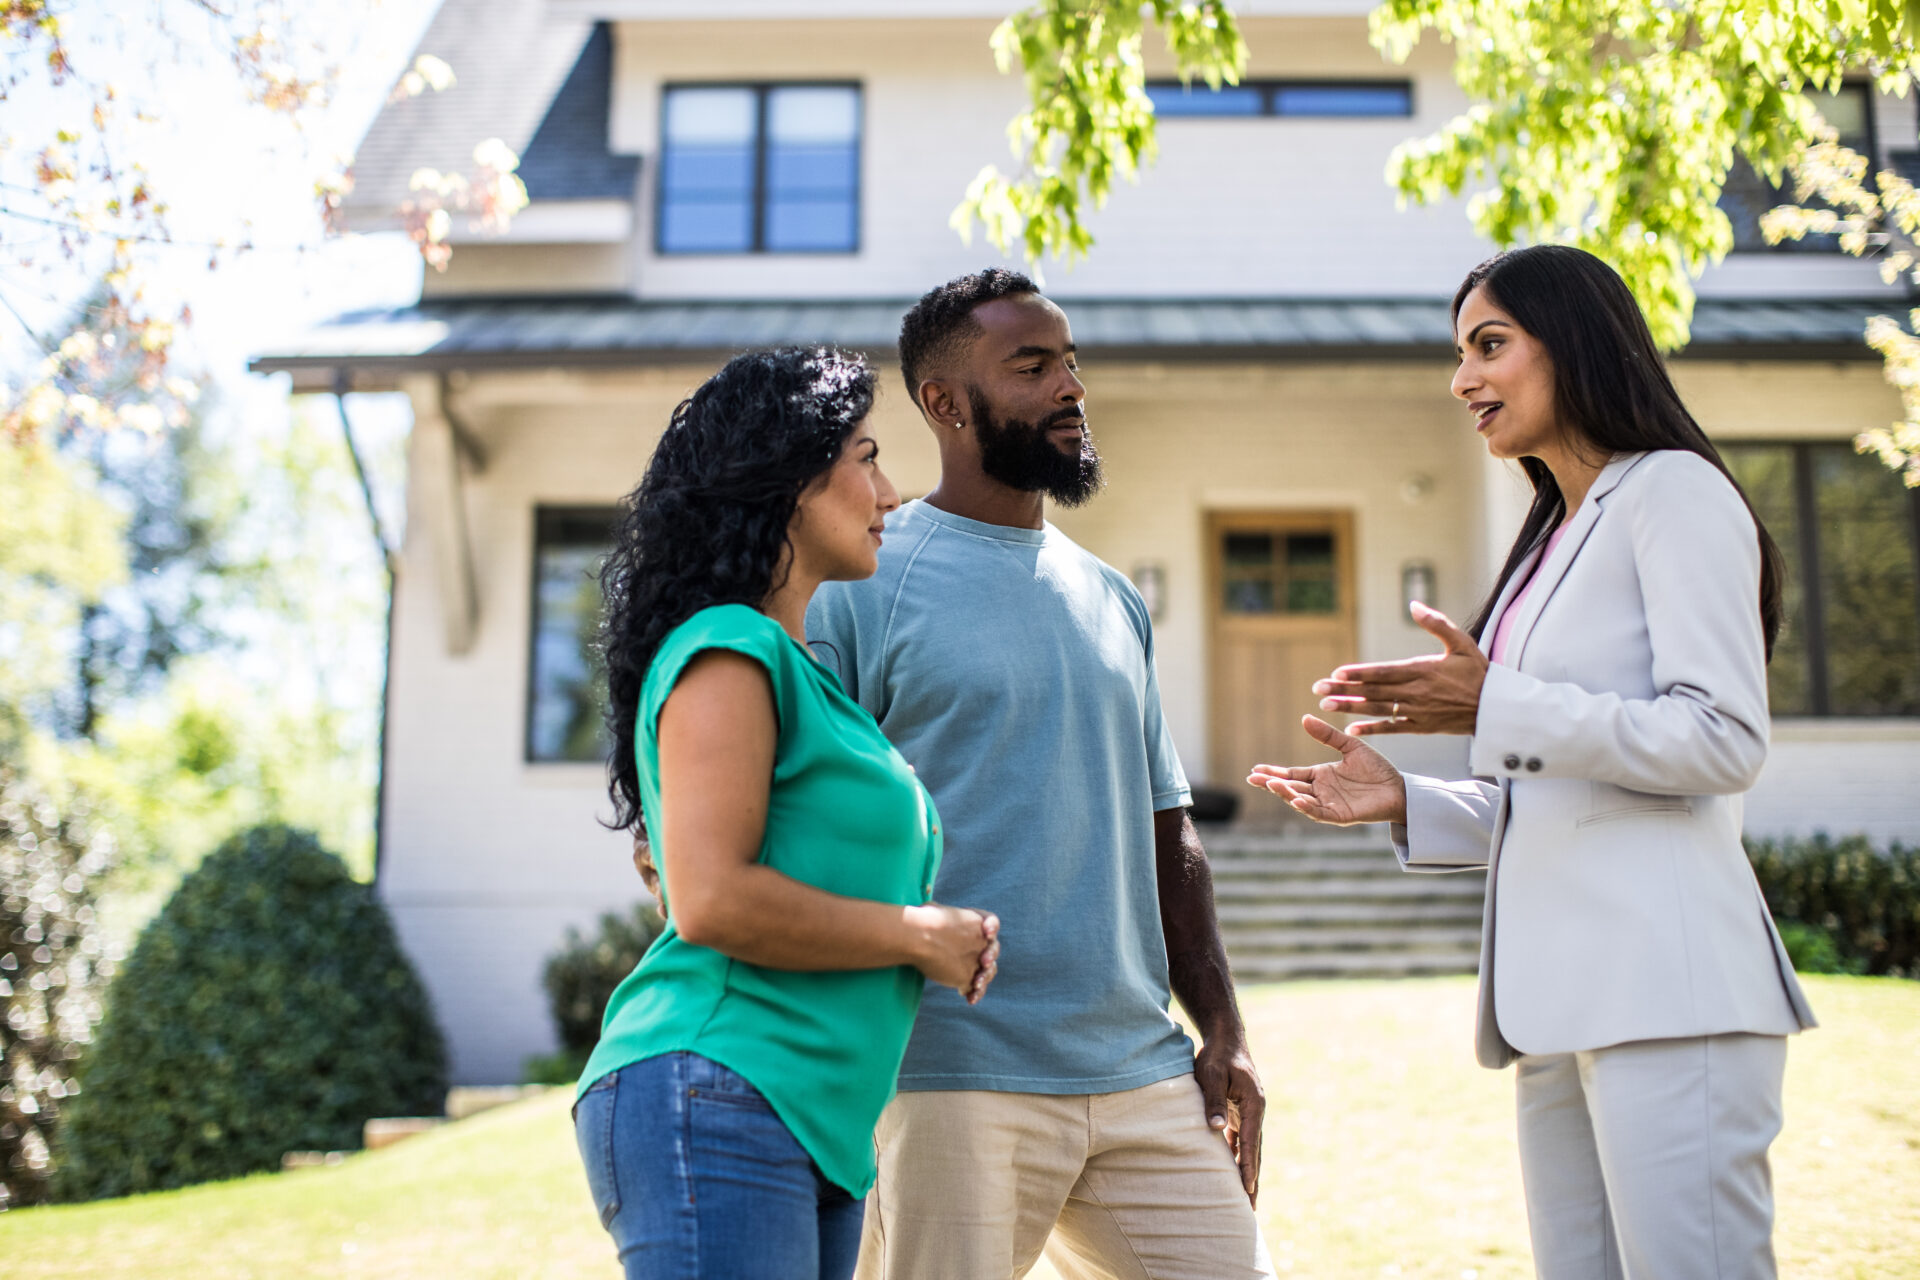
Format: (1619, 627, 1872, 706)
(250, 295, 1900, 385)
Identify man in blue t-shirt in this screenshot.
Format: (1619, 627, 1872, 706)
(808, 270, 1273, 1279)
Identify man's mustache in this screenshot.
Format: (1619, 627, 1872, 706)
(1041, 407, 1087, 430)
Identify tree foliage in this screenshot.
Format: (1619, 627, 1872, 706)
(0, 764, 116, 1210)
(1372, 0, 1920, 350)
(976, 0, 1920, 482)
(53, 825, 445, 1201)
(1766, 125, 1920, 485)
(954, 1, 1246, 269)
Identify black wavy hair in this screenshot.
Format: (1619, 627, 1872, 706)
(898, 267, 1038, 404)
(1455, 246, 1784, 659)
(601, 346, 876, 835)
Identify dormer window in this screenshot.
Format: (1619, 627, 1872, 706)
(658, 83, 862, 254)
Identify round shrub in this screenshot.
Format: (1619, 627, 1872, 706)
(53, 824, 446, 1200)
(529, 901, 663, 1084)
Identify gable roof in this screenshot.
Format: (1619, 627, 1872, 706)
(517, 24, 640, 201)
(346, 0, 597, 216)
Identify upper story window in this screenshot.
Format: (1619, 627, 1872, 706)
(1722, 441, 1920, 716)
(1723, 84, 1874, 253)
(528, 507, 617, 763)
(658, 84, 861, 254)
(1146, 80, 1412, 119)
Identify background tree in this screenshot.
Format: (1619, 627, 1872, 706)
(0, 0, 523, 443)
(0, 761, 117, 1210)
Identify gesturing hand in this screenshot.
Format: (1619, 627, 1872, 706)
(1247, 715, 1408, 826)
(1195, 1032, 1265, 1206)
(1312, 601, 1489, 736)
(908, 905, 1001, 1004)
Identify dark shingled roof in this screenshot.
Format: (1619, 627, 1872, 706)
(251, 295, 1897, 384)
(516, 24, 640, 202)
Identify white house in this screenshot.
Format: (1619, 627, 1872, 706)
(254, 0, 1920, 1084)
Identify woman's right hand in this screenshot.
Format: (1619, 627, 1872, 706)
(906, 905, 1001, 1004)
(1247, 714, 1409, 826)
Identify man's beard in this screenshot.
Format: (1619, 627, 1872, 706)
(968, 387, 1104, 507)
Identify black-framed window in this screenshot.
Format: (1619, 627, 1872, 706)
(657, 83, 861, 254)
(1723, 84, 1875, 253)
(1146, 79, 1412, 119)
(528, 507, 617, 763)
(1723, 442, 1920, 716)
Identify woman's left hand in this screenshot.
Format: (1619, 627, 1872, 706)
(1314, 602, 1490, 736)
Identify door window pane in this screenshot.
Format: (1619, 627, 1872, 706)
(529, 509, 616, 762)
(1284, 534, 1337, 613)
(1220, 529, 1339, 615)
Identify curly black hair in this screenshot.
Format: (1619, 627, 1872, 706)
(600, 346, 877, 835)
(897, 267, 1038, 404)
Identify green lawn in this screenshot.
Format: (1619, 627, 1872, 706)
(5, 976, 1915, 1279)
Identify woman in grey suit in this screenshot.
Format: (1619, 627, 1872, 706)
(1248, 245, 1815, 1280)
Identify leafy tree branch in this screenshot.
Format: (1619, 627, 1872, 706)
(954, 1, 1246, 271)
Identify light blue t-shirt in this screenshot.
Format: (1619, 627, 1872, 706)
(807, 499, 1196, 1093)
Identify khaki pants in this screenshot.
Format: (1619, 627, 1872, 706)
(854, 1072, 1274, 1280)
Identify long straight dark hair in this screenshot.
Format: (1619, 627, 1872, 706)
(1456, 246, 1784, 659)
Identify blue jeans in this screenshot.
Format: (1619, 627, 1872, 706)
(573, 1052, 865, 1280)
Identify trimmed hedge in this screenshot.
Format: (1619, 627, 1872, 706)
(530, 901, 663, 1084)
(54, 825, 446, 1200)
(1747, 834, 1920, 978)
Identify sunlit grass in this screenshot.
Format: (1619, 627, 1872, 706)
(5, 976, 1914, 1279)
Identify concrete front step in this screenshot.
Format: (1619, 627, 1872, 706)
(1228, 950, 1481, 979)
(1213, 875, 1486, 901)
(1214, 899, 1484, 926)
(1220, 925, 1483, 955)
(1210, 856, 1408, 879)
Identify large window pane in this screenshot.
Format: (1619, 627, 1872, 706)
(1723, 442, 1920, 717)
(1146, 80, 1411, 119)
(1272, 84, 1411, 117)
(659, 84, 860, 254)
(1811, 444, 1920, 715)
(529, 508, 616, 763)
(660, 88, 758, 253)
(1723, 84, 1872, 252)
(765, 87, 859, 251)
(1724, 444, 1812, 714)
(1147, 83, 1264, 116)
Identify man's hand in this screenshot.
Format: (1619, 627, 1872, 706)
(1195, 1028, 1264, 1206)
(633, 834, 662, 904)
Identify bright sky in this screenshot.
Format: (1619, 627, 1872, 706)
(1, 0, 445, 428)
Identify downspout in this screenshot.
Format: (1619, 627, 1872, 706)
(332, 369, 399, 888)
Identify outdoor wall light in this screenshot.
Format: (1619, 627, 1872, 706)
(1132, 562, 1168, 621)
(1401, 561, 1437, 620)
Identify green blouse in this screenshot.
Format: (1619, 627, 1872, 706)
(577, 604, 942, 1197)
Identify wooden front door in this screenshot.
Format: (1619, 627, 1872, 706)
(1207, 511, 1358, 784)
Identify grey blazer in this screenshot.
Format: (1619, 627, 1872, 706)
(1391, 450, 1815, 1069)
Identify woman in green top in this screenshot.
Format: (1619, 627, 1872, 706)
(576, 347, 1001, 1280)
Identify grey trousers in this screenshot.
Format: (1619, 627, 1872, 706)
(1514, 1033, 1788, 1280)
